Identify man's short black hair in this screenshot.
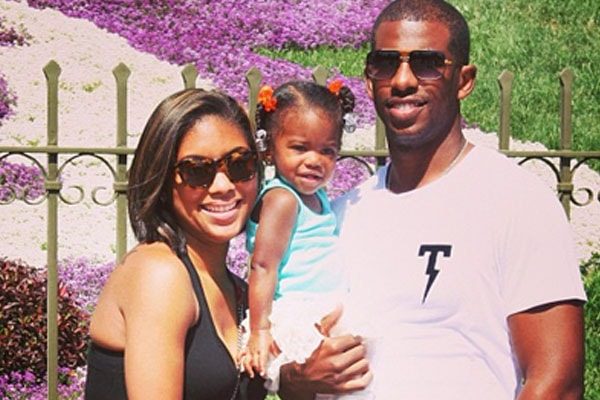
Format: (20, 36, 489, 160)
(372, 0, 470, 65)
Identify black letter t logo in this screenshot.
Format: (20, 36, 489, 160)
(419, 245, 452, 303)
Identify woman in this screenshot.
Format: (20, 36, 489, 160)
(85, 88, 265, 400)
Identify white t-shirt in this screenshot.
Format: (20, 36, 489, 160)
(333, 145, 587, 399)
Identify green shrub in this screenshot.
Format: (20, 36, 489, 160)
(583, 253, 600, 399)
(0, 258, 89, 379)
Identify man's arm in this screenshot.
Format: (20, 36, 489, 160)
(278, 307, 372, 400)
(508, 300, 585, 400)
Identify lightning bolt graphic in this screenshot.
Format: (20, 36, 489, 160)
(422, 265, 440, 304)
(419, 245, 452, 304)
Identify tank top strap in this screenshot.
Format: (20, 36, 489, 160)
(178, 248, 210, 314)
(265, 176, 329, 215)
(178, 247, 247, 325)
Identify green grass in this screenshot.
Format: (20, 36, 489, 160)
(256, 0, 600, 156)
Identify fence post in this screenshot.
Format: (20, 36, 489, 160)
(374, 116, 387, 167)
(181, 63, 198, 89)
(43, 60, 61, 400)
(558, 68, 574, 218)
(245, 67, 263, 132)
(497, 70, 514, 151)
(311, 66, 329, 86)
(113, 63, 131, 261)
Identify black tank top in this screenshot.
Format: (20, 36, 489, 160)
(85, 248, 265, 400)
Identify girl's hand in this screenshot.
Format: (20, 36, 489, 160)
(243, 328, 274, 378)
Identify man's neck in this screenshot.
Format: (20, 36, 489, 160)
(386, 129, 469, 194)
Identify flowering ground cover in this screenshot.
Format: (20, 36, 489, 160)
(0, 14, 28, 125)
(0, 13, 43, 204)
(25, 0, 389, 125)
(0, 160, 45, 202)
(0, 72, 17, 125)
(2, 0, 383, 203)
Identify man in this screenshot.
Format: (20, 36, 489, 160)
(279, 0, 587, 399)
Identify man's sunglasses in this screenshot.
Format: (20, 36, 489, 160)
(174, 147, 258, 188)
(366, 50, 454, 81)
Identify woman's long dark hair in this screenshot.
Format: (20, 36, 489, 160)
(127, 88, 259, 255)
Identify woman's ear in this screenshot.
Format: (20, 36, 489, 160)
(457, 64, 477, 101)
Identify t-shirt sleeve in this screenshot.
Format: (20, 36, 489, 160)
(499, 176, 587, 316)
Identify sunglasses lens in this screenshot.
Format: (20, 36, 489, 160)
(410, 51, 445, 80)
(226, 150, 257, 182)
(178, 158, 216, 188)
(366, 50, 449, 80)
(176, 149, 257, 188)
(366, 51, 399, 80)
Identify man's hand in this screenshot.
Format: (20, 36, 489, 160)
(278, 306, 372, 400)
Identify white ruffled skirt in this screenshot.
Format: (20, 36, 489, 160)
(242, 291, 380, 399)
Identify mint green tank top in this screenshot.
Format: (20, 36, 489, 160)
(245, 177, 345, 300)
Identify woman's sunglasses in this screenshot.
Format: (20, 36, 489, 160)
(174, 147, 258, 189)
(365, 50, 454, 81)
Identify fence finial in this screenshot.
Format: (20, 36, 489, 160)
(246, 67, 263, 132)
(44, 60, 62, 147)
(497, 70, 514, 151)
(559, 68, 574, 151)
(181, 64, 199, 89)
(311, 65, 329, 86)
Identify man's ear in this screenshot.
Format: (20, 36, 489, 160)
(457, 64, 477, 100)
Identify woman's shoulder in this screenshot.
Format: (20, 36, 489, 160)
(122, 242, 181, 267)
(116, 242, 197, 321)
(116, 242, 193, 298)
(90, 242, 197, 345)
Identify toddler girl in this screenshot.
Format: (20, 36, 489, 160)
(242, 80, 358, 394)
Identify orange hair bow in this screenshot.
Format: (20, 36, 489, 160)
(258, 85, 277, 112)
(327, 79, 344, 96)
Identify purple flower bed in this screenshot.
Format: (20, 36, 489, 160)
(58, 257, 115, 313)
(0, 160, 46, 202)
(0, 367, 86, 400)
(0, 72, 17, 125)
(25, 0, 389, 125)
(0, 16, 30, 47)
(1, 15, 28, 125)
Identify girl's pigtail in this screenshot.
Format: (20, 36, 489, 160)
(328, 80, 357, 134)
(340, 85, 357, 133)
(338, 85, 355, 116)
